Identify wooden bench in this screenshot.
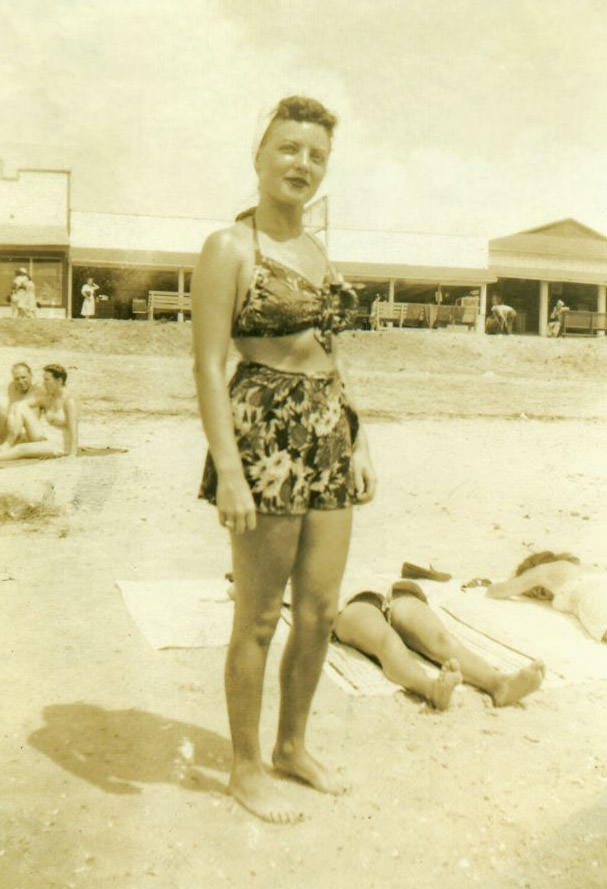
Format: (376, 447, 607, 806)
(132, 298, 148, 320)
(561, 310, 607, 336)
(371, 302, 407, 329)
(147, 291, 192, 320)
(403, 303, 426, 326)
(456, 305, 478, 328)
(370, 302, 426, 329)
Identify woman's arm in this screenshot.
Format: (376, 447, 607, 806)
(191, 229, 257, 533)
(64, 396, 79, 456)
(334, 345, 376, 504)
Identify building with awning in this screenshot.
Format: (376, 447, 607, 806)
(2, 161, 607, 334)
(330, 226, 494, 325)
(489, 219, 607, 335)
(0, 166, 70, 316)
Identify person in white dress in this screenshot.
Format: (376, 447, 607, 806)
(80, 278, 99, 318)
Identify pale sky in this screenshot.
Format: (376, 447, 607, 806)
(3, 0, 607, 238)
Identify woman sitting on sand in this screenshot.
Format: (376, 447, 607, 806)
(486, 552, 607, 643)
(0, 364, 78, 461)
(333, 580, 545, 709)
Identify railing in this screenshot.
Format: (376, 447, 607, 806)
(562, 310, 607, 336)
(370, 301, 477, 330)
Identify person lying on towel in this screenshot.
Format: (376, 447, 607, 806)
(333, 579, 545, 710)
(486, 552, 607, 643)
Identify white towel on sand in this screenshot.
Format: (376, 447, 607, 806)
(418, 580, 607, 686)
(117, 578, 234, 649)
(116, 576, 607, 692)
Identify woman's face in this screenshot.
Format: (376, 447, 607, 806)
(255, 119, 331, 207)
(43, 371, 63, 394)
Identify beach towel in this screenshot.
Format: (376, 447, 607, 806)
(418, 579, 607, 686)
(117, 578, 234, 649)
(0, 445, 128, 468)
(116, 574, 607, 692)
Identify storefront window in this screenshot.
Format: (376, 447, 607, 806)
(0, 255, 65, 308)
(32, 259, 64, 306)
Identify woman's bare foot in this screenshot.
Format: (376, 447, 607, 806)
(272, 745, 348, 796)
(427, 658, 462, 710)
(492, 660, 545, 707)
(229, 762, 304, 824)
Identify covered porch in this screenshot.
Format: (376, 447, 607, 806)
(490, 219, 607, 336)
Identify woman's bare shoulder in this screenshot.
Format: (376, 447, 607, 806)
(201, 220, 253, 263)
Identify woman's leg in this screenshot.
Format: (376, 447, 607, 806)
(2, 402, 45, 447)
(0, 396, 9, 443)
(390, 597, 544, 707)
(226, 513, 303, 823)
(0, 405, 64, 461)
(272, 507, 353, 794)
(334, 602, 461, 710)
(0, 440, 65, 461)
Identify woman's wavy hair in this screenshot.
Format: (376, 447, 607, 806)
(236, 96, 337, 222)
(43, 363, 68, 385)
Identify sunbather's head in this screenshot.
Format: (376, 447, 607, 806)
(11, 362, 33, 394)
(515, 551, 579, 576)
(43, 364, 68, 391)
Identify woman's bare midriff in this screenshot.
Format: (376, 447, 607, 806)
(235, 328, 338, 375)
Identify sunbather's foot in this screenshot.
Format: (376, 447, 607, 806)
(427, 658, 462, 710)
(492, 660, 545, 707)
(272, 745, 348, 796)
(229, 762, 303, 824)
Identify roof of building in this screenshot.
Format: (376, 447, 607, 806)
(490, 218, 607, 261)
(0, 224, 69, 248)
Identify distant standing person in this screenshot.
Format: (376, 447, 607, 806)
(547, 299, 569, 337)
(11, 268, 37, 318)
(491, 301, 517, 334)
(81, 278, 99, 318)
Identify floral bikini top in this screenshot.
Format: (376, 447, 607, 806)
(231, 215, 357, 353)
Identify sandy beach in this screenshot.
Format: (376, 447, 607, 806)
(1, 320, 607, 889)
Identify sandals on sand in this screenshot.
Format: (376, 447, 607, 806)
(401, 561, 452, 582)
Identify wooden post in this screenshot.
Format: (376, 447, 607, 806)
(177, 268, 185, 323)
(476, 283, 487, 334)
(598, 284, 606, 336)
(539, 281, 549, 336)
(388, 279, 395, 305)
(67, 260, 73, 319)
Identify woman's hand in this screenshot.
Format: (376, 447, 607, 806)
(352, 438, 376, 504)
(216, 469, 257, 534)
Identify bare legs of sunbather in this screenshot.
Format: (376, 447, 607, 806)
(226, 510, 350, 824)
(388, 597, 545, 707)
(333, 601, 462, 709)
(0, 402, 65, 460)
(334, 595, 544, 708)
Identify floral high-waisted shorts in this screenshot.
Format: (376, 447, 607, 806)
(199, 360, 360, 515)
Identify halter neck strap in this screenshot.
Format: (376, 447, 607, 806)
(251, 212, 263, 260)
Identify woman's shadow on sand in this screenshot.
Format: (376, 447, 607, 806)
(28, 703, 231, 796)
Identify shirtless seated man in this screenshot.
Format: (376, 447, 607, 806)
(0, 362, 43, 442)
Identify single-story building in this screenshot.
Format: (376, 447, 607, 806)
(2, 162, 606, 335)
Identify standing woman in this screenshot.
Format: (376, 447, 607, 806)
(80, 277, 99, 319)
(191, 96, 376, 823)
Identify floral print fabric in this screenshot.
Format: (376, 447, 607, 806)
(232, 254, 358, 354)
(199, 361, 359, 514)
